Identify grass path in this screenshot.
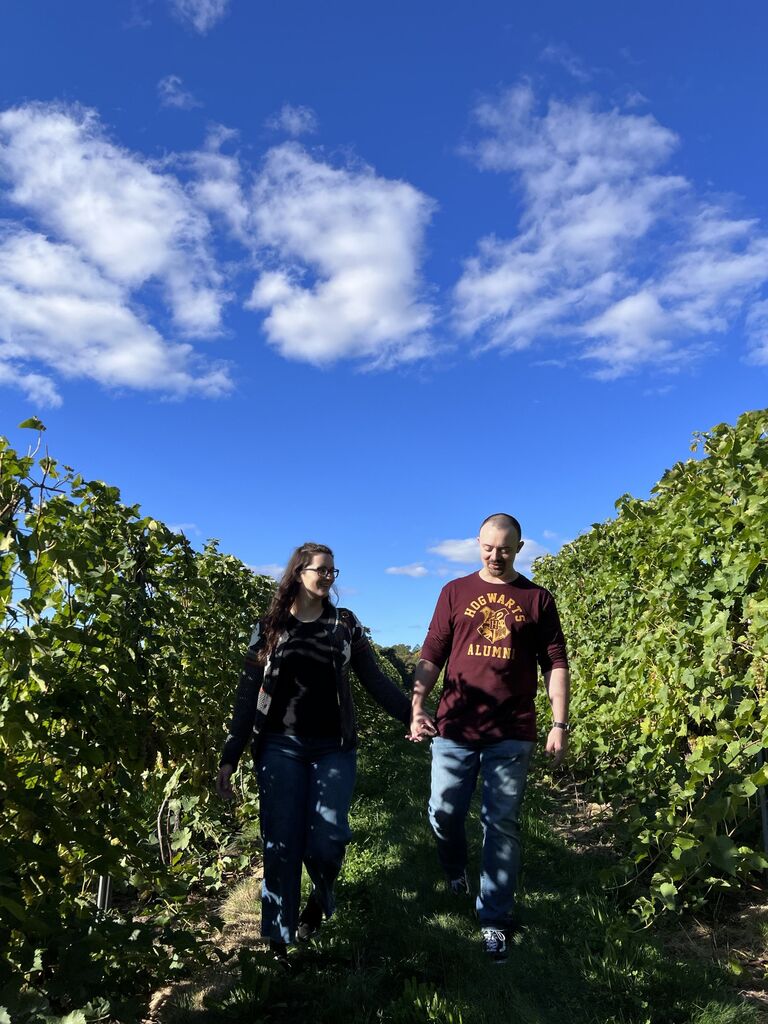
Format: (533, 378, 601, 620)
(153, 707, 761, 1024)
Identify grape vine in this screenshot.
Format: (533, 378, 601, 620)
(533, 408, 768, 921)
(0, 422, 274, 1017)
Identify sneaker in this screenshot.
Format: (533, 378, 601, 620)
(448, 870, 470, 896)
(269, 939, 290, 968)
(480, 927, 508, 963)
(296, 892, 323, 942)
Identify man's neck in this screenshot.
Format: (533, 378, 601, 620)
(477, 568, 519, 585)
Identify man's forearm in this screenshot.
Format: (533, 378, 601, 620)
(544, 666, 570, 724)
(412, 659, 440, 707)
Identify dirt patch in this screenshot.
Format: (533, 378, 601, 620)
(145, 872, 266, 1022)
(545, 778, 619, 857)
(546, 779, 768, 1019)
(662, 894, 768, 1020)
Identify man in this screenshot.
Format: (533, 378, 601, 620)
(410, 513, 570, 962)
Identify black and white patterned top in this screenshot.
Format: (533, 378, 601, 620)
(264, 615, 341, 738)
(220, 604, 411, 767)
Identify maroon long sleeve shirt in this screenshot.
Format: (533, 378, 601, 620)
(420, 572, 569, 743)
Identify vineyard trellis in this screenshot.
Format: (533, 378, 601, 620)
(533, 407, 768, 922)
(2, 409, 767, 1018)
(1, 420, 274, 1018)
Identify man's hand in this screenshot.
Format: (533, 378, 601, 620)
(407, 706, 437, 742)
(408, 659, 440, 742)
(544, 727, 568, 768)
(216, 763, 235, 800)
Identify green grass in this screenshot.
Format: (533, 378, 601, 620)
(160, 701, 759, 1024)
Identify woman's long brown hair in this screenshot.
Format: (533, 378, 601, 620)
(258, 542, 334, 663)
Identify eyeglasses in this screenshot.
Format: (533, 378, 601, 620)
(302, 566, 340, 580)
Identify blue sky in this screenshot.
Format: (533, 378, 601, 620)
(1, 0, 766, 644)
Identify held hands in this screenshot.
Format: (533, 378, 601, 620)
(544, 727, 568, 768)
(407, 707, 437, 743)
(216, 763, 235, 800)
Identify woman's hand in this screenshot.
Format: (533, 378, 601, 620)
(407, 707, 437, 742)
(216, 763, 235, 800)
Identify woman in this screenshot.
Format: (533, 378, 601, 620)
(216, 542, 411, 961)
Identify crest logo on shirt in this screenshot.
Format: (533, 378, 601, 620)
(477, 607, 511, 644)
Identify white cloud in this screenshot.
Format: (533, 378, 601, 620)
(456, 84, 768, 376)
(428, 534, 549, 576)
(250, 563, 284, 580)
(385, 564, 429, 578)
(516, 538, 550, 575)
(158, 74, 201, 110)
(582, 291, 678, 378)
(0, 103, 225, 337)
(540, 44, 593, 83)
(0, 360, 61, 407)
(428, 538, 477, 564)
(0, 103, 233, 405)
(188, 126, 251, 241)
(266, 104, 319, 137)
(746, 299, 768, 365)
(0, 102, 443, 404)
(0, 228, 231, 404)
(168, 522, 200, 534)
(245, 143, 436, 367)
(624, 90, 650, 110)
(171, 0, 230, 33)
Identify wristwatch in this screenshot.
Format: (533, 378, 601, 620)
(552, 721, 570, 732)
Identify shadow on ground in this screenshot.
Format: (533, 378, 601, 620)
(148, 707, 762, 1024)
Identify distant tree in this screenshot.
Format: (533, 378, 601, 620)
(378, 643, 421, 689)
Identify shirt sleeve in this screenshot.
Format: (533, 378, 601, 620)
(535, 592, 569, 673)
(419, 584, 455, 670)
(346, 611, 411, 724)
(347, 609, 368, 651)
(220, 622, 266, 769)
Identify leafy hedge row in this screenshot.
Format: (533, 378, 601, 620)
(533, 408, 768, 920)
(1, 424, 274, 1018)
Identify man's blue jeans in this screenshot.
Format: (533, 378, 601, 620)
(257, 734, 356, 943)
(429, 736, 534, 929)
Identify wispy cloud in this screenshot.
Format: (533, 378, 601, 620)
(265, 104, 318, 137)
(455, 84, 768, 377)
(158, 74, 201, 110)
(0, 101, 441, 405)
(516, 538, 550, 575)
(245, 143, 436, 367)
(624, 90, 649, 110)
(170, 0, 230, 33)
(250, 562, 284, 579)
(168, 521, 200, 534)
(0, 359, 61, 407)
(385, 563, 429, 578)
(0, 104, 225, 335)
(746, 299, 768, 365)
(0, 228, 230, 406)
(188, 125, 251, 241)
(428, 538, 477, 564)
(540, 43, 593, 83)
(428, 534, 549, 576)
(0, 103, 231, 405)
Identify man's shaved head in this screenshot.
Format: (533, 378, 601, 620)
(479, 512, 522, 543)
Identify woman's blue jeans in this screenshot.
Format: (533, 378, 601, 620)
(257, 734, 356, 943)
(428, 736, 534, 929)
